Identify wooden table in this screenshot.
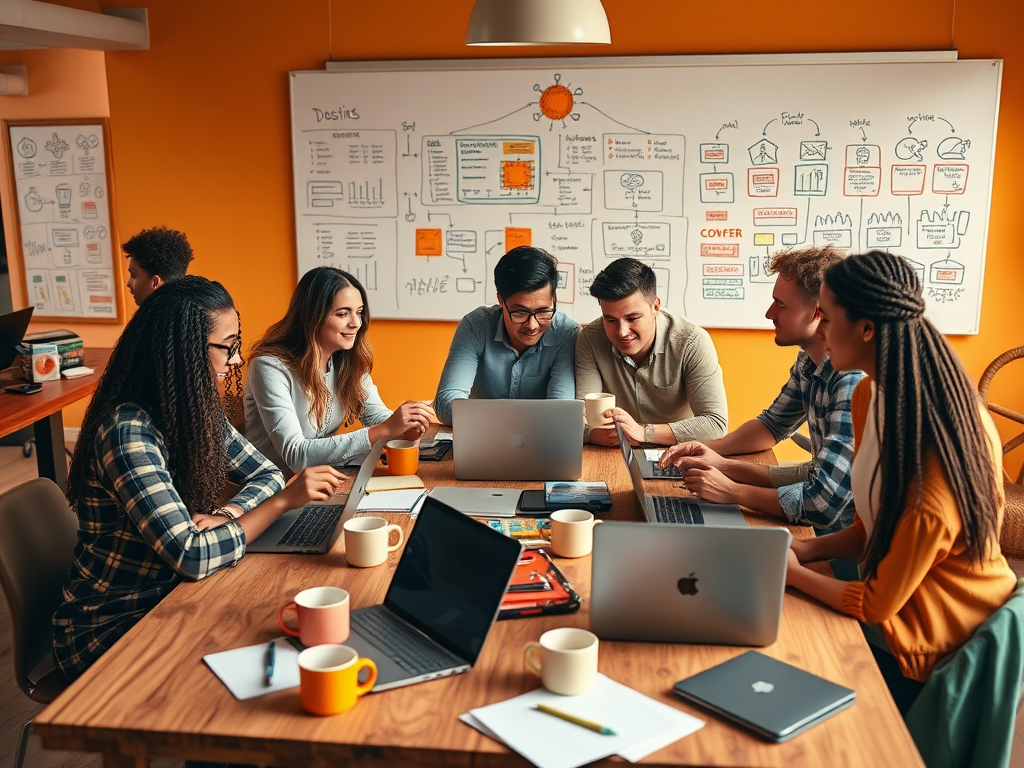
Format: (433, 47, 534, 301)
(35, 443, 924, 768)
(0, 348, 109, 490)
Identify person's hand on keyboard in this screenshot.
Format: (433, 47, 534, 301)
(681, 465, 738, 504)
(280, 465, 347, 508)
(661, 441, 726, 472)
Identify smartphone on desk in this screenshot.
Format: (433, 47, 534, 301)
(4, 383, 42, 395)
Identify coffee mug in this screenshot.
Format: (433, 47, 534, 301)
(278, 586, 350, 646)
(523, 627, 599, 696)
(584, 392, 615, 427)
(386, 439, 419, 476)
(298, 644, 377, 715)
(547, 509, 603, 558)
(343, 516, 405, 567)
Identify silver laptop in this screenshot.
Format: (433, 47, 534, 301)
(622, 435, 746, 526)
(451, 399, 583, 481)
(427, 485, 521, 518)
(345, 495, 523, 691)
(614, 422, 681, 479)
(247, 438, 384, 553)
(590, 521, 791, 646)
(673, 651, 856, 742)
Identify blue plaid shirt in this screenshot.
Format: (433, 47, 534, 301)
(756, 353, 864, 532)
(53, 403, 284, 681)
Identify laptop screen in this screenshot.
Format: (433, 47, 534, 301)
(383, 496, 522, 663)
(0, 307, 33, 371)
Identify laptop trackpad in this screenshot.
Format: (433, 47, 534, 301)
(346, 628, 411, 689)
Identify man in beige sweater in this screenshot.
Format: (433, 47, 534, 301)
(575, 258, 727, 447)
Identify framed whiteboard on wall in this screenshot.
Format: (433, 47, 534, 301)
(3, 118, 123, 322)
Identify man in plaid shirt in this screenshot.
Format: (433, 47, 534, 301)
(661, 247, 864, 534)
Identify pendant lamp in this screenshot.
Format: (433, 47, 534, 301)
(466, 0, 611, 46)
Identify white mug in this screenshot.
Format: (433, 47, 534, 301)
(523, 627, 599, 695)
(343, 516, 404, 567)
(584, 392, 615, 427)
(547, 509, 603, 558)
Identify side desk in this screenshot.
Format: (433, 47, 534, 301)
(35, 443, 923, 768)
(0, 348, 110, 490)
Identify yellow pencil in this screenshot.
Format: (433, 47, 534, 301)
(534, 704, 617, 735)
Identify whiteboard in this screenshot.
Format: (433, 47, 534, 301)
(290, 56, 1001, 333)
(6, 120, 122, 321)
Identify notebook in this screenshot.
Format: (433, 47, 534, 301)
(451, 399, 584, 481)
(0, 307, 33, 370)
(344, 495, 523, 691)
(673, 651, 855, 742)
(621, 434, 745, 526)
(613, 422, 681, 479)
(246, 438, 384, 553)
(589, 521, 791, 646)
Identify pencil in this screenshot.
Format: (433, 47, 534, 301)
(534, 704, 616, 735)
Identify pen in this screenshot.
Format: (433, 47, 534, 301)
(534, 704, 616, 735)
(264, 640, 276, 686)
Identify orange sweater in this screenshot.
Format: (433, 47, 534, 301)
(840, 378, 1017, 682)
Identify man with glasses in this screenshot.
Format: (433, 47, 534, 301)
(434, 246, 579, 426)
(576, 257, 727, 446)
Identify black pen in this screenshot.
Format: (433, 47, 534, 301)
(264, 640, 276, 686)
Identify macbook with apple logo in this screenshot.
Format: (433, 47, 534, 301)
(589, 521, 791, 646)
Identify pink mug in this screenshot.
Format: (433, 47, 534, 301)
(278, 586, 350, 646)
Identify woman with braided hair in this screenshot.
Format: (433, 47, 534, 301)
(784, 250, 1016, 713)
(54, 276, 344, 681)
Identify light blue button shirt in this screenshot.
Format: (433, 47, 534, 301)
(434, 304, 580, 426)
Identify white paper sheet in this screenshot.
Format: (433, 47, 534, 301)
(203, 637, 301, 700)
(356, 488, 426, 513)
(644, 449, 666, 462)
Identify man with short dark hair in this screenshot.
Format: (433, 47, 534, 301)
(575, 257, 727, 446)
(660, 245, 865, 534)
(123, 226, 194, 306)
(434, 246, 579, 426)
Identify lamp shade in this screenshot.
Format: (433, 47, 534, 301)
(466, 0, 611, 46)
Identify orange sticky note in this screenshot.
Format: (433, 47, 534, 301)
(415, 229, 442, 257)
(505, 227, 532, 250)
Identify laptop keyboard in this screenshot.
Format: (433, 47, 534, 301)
(278, 505, 342, 547)
(651, 464, 682, 478)
(352, 607, 460, 675)
(652, 496, 705, 525)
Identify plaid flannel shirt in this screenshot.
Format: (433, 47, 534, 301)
(53, 403, 283, 681)
(756, 352, 864, 532)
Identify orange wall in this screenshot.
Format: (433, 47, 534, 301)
(4, 0, 1024, 467)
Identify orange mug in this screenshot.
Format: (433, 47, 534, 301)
(298, 644, 377, 715)
(278, 586, 350, 646)
(386, 439, 419, 476)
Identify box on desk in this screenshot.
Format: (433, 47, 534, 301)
(17, 329, 85, 381)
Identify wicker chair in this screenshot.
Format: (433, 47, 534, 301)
(978, 346, 1024, 560)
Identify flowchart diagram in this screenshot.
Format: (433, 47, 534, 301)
(291, 59, 1000, 333)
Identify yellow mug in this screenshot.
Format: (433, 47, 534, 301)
(297, 644, 377, 716)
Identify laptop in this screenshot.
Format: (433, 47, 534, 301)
(590, 521, 791, 646)
(622, 434, 746, 526)
(427, 485, 521, 518)
(673, 651, 856, 742)
(247, 438, 384, 553)
(451, 399, 583, 481)
(0, 307, 33, 370)
(345, 495, 523, 691)
(614, 422, 681, 479)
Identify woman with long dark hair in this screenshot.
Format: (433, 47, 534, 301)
(784, 250, 1016, 713)
(245, 267, 433, 473)
(54, 277, 343, 681)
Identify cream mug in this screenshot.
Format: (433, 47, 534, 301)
(523, 627, 599, 695)
(547, 508, 603, 558)
(343, 516, 404, 567)
(584, 392, 616, 427)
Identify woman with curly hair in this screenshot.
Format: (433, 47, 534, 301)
(783, 250, 1016, 713)
(54, 276, 343, 681)
(245, 267, 434, 474)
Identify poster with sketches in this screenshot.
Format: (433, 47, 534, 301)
(7, 122, 120, 320)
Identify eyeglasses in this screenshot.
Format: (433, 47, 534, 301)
(505, 304, 557, 325)
(208, 339, 242, 361)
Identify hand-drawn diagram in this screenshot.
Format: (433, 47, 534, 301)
(292, 60, 1000, 333)
(9, 124, 118, 319)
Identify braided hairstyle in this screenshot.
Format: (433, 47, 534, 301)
(823, 251, 1000, 578)
(67, 276, 235, 516)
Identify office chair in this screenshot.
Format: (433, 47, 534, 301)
(978, 346, 1024, 560)
(0, 478, 78, 768)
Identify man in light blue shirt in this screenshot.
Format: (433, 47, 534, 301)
(434, 246, 580, 425)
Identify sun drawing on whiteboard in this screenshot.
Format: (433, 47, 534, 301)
(533, 74, 582, 129)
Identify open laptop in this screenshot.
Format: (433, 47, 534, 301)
(451, 399, 583, 481)
(247, 438, 384, 553)
(622, 436, 746, 526)
(0, 307, 33, 370)
(590, 521, 791, 646)
(614, 421, 681, 479)
(345, 494, 523, 691)
(673, 651, 855, 742)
